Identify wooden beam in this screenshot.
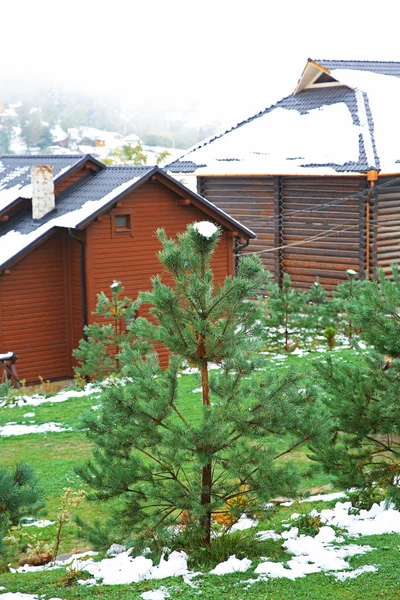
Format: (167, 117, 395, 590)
(177, 198, 191, 206)
(0, 215, 9, 222)
(225, 230, 239, 237)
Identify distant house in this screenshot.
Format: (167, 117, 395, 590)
(168, 59, 400, 290)
(0, 154, 254, 383)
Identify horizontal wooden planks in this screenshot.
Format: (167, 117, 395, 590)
(0, 234, 70, 382)
(281, 177, 362, 291)
(87, 179, 232, 368)
(199, 177, 276, 277)
(376, 178, 400, 275)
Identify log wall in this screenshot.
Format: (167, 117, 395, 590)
(281, 177, 362, 291)
(198, 177, 277, 278)
(376, 177, 400, 277)
(199, 175, 364, 291)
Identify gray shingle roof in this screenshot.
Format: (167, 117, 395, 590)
(0, 154, 104, 215)
(0, 154, 85, 191)
(314, 59, 400, 78)
(0, 166, 154, 241)
(0, 161, 255, 270)
(167, 86, 378, 174)
(167, 59, 400, 176)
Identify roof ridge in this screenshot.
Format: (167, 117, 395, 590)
(0, 154, 84, 159)
(167, 93, 296, 165)
(107, 165, 155, 170)
(313, 58, 400, 65)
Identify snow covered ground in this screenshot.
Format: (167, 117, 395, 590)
(0, 384, 101, 410)
(6, 498, 399, 595)
(0, 422, 71, 436)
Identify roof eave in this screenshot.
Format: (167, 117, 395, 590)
(156, 169, 256, 239)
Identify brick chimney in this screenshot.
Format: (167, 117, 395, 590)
(31, 165, 55, 220)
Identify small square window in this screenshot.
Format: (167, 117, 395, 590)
(115, 214, 130, 230)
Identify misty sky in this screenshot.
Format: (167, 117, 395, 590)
(2, 0, 400, 127)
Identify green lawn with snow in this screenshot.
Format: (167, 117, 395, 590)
(1, 346, 399, 599)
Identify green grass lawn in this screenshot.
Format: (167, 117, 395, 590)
(1, 346, 396, 599)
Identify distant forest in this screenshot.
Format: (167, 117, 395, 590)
(0, 80, 220, 152)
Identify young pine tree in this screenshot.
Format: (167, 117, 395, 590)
(74, 281, 138, 380)
(312, 265, 400, 509)
(332, 269, 366, 341)
(264, 274, 305, 351)
(76, 223, 328, 550)
(0, 463, 44, 555)
(304, 278, 335, 339)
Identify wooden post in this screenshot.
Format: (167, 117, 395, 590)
(367, 169, 379, 279)
(274, 177, 283, 285)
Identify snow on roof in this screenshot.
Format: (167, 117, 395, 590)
(0, 156, 84, 215)
(0, 175, 141, 271)
(331, 68, 400, 173)
(169, 100, 362, 176)
(0, 161, 254, 271)
(168, 63, 400, 176)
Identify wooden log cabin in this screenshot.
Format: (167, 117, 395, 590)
(0, 155, 254, 383)
(167, 59, 400, 291)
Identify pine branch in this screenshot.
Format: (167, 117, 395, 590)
(273, 437, 309, 460)
(365, 436, 400, 456)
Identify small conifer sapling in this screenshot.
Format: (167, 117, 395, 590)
(73, 281, 138, 380)
(312, 266, 400, 508)
(77, 223, 327, 550)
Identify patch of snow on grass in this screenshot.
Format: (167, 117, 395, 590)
(141, 588, 170, 600)
(333, 564, 377, 580)
(0, 423, 71, 436)
(257, 530, 281, 541)
(78, 550, 189, 586)
(230, 515, 258, 532)
(320, 500, 400, 536)
(301, 491, 348, 503)
(21, 519, 54, 528)
(210, 555, 252, 575)
(0, 594, 38, 600)
(1, 383, 101, 409)
(12, 551, 98, 573)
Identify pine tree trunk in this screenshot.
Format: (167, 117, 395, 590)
(200, 361, 212, 545)
(285, 312, 289, 352)
(199, 252, 212, 545)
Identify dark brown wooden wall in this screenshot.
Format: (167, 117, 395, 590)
(199, 175, 364, 291)
(198, 177, 277, 278)
(86, 179, 233, 368)
(281, 177, 362, 291)
(0, 234, 71, 383)
(376, 177, 400, 277)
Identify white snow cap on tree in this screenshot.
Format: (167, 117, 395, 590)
(346, 269, 357, 276)
(192, 221, 218, 239)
